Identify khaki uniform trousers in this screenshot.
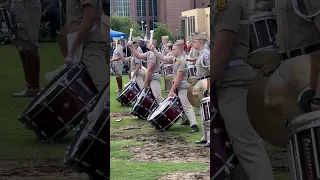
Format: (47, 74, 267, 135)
(178, 87, 197, 126)
(46, 41, 108, 93)
(201, 116, 210, 143)
(135, 74, 144, 90)
(11, 0, 41, 51)
(150, 73, 163, 104)
(112, 60, 123, 77)
(217, 64, 274, 180)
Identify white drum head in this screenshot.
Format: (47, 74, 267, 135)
(249, 11, 276, 21)
(188, 65, 196, 68)
(147, 98, 170, 121)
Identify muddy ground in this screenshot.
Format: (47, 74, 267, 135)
(0, 159, 88, 180)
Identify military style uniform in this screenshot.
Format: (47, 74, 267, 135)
(161, 36, 172, 92)
(130, 38, 144, 90)
(143, 51, 163, 104)
(213, 0, 274, 179)
(11, 0, 42, 97)
(112, 43, 124, 78)
(66, 0, 108, 92)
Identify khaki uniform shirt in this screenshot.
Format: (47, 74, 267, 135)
(173, 55, 189, 89)
(276, 0, 320, 51)
(144, 51, 160, 73)
(196, 48, 210, 78)
(130, 47, 143, 75)
(213, 0, 249, 59)
(66, 0, 105, 42)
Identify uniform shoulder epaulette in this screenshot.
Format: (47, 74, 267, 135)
(217, 0, 228, 11)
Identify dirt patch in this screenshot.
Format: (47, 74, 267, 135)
(111, 112, 136, 119)
(160, 171, 209, 180)
(0, 159, 87, 180)
(111, 133, 209, 163)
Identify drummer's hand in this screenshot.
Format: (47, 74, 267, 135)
(168, 91, 175, 97)
(127, 41, 133, 47)
(130, 78, 134, 82)
(65, 52, 74, 65)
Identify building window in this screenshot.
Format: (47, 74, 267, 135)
(191, 16, 195, 33)
(149, 0, 157, 17)
(188, 17, 191, 37)
(110, 0, 113, 14)
(137, 0, 146, 17)
(116, 0, 130, 17)
(180, 19, 186, 37)
(149, 19, 158, 30)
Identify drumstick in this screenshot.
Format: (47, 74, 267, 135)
(87, 84, 109, 122)
(129, 28, 133, 42)
(149, 30, 154, 45)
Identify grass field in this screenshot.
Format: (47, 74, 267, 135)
(0, 43, 289, 179)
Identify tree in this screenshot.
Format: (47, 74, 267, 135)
(110, 14, 141, 38)
(153, 22, 173, 44)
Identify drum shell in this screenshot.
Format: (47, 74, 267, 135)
(288, 113, 320, 180)
(65, 101, 109, 179)
(200, 97, 210, 122)
(210, 112, 239, 179)
(130, 88, 158, 119)
(116, 82, 140, 106)
(148, 95, 183, 131)
(18, 65, 98, 142)
(248, 12, 277, 55)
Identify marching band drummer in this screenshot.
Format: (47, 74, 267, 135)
(151, 42, 199, 133)
(111, 38, 124, 93)
(11, 0, 42, 97)
(161, 35, 171, 92)
(187, 33, 210, 95)
(114, 37, 144, 90)
(212, 0, 274, 179)
(128, 39, 163, 104)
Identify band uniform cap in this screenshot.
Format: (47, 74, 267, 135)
(161, 36, 169, 40)
(192, 33, 208, 40)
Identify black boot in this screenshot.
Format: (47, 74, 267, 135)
(189, 125, 199, 133)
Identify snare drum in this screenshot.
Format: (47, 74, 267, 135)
(210, 104, 239, 179)
(18, 63, 98, 143)
(116, 81, 140, 106)
(249, 12, 277, 54)
(65, 88, 109, 179)
(147, 94, 183, 132)
(187, 65, 197, 84)
(288, 111, 320, 180)
(130, 87, 158, 120)
(163, 64, 173, 80)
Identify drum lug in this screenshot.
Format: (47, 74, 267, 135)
(226, 141, 232, 147)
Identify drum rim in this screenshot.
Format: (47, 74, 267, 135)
(64, 100, 109, 165)
(200, 97, 210, 103)
(249, 12, 276, 20)
(117, 81, 137, 98)
(18, 66, 71, 119)
(131, 88, 152, 111)
(147, 95, 179, 121)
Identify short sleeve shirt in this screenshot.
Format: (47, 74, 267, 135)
(196, 48, 210, 78)
(173, 56, 189, 89)
(146, 51, 160, 73)
(213, 0, 250, 59)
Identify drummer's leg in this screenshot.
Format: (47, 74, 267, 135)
(178, 88, 198, 128)
(217, 86, 274, 180)
(81, 41, 109, 92)
(136, 75, 144, 90)
(310, 15, 320, 111)
(150, 78, 163, 104)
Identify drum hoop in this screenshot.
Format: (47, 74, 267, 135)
(21, 65, 88, 121)
(18, 66, 72, 119)
(248, 46, 275, 55)
(288, 120, 320, 137)
(249, 12, 276, 20)
(148, 96, 179, 121)
(65, 98, 109, 164)
(132, 89, 151, 111)
(118, 82, 135, 98)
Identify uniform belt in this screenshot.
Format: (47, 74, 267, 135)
(225, 59, 246, 67)
(198, 75, 210, 80)
(181, 80, 187, 83)
(281, 42, 320, 60)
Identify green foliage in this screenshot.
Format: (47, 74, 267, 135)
(153, 22, 173, 44)
(110, 14, 141, 37)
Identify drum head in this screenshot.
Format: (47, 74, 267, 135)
(147, 96, 174, 121)
(19, 66, 71, 119)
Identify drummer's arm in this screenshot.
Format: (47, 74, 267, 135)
(211, 1, 238, 82)
(132, 59, 141, 79)
(131, 46, 147, 59)
(118, 51, 130, 62)
(152, 48, 173, 63)
(144, 63, 155, 89)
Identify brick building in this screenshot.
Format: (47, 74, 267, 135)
(110, 0, 209, 37)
